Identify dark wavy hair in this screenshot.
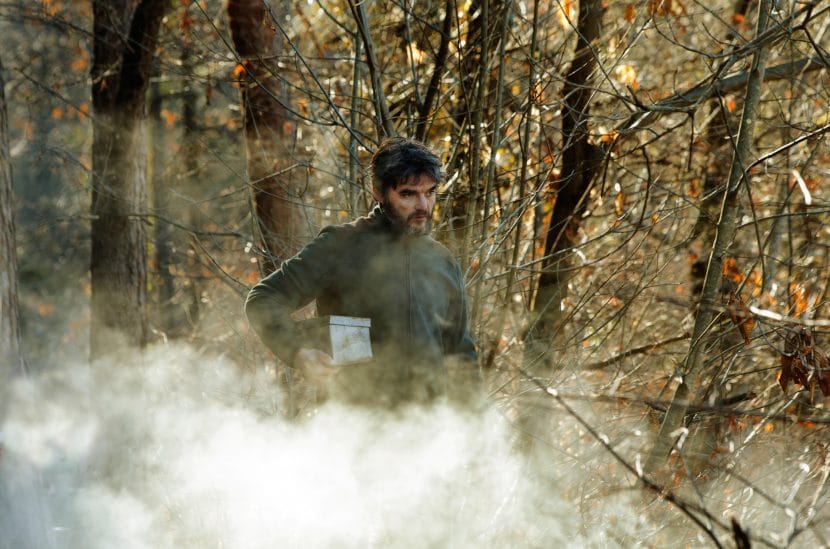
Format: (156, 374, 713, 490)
(369, 137, 446, 194)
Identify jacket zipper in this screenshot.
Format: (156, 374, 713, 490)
(405, 238, 412, 354)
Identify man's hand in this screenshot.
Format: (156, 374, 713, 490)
(294, 348, 339, 385)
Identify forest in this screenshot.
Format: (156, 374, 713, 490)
(1, 0, 829, 547)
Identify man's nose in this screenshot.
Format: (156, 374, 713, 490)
(416, 194, 429, 210)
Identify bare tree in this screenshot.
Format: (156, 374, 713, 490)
(525, 0, 604, 366)
(645, 0, 775, 473)
(0, 52, 57, 549)
(227, 0, 305, 273)
(90, 0, 168, 358)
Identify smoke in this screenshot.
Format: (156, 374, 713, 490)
(3, 342, 828, 548)
(0, 343, 581, 549)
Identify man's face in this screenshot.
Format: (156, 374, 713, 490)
(373, 175, 437, 235)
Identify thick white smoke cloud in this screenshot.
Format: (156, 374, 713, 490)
(0, 343, 582, 548)
(4, 342, 827, 547)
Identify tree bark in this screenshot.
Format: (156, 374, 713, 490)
(444, 0, 508, 255)
(89, 0, 167, 359)
(149, 75, 176, 336)
(0, 56, 25, 380)
(645, 0, 774, 473)
(414, 0, 453, 142)
(347, 0, 395, 138)
(228, 0, 305, 273)
(0, 53, 57, 549)
(525, 0, 604, 367)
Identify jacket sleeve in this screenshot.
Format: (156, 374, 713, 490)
(244, 227, 340, 365)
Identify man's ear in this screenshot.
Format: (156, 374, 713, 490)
(371, 186, 383, 204)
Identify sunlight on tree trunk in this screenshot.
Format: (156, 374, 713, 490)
(645, 0, 774, 474)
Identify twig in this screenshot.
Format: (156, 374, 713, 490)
(585, 333, 691, 370)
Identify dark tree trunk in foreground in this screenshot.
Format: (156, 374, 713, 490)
(228, 0, 304, 273)
(90, 0, 168, 359)
(525, 0, 604, 367)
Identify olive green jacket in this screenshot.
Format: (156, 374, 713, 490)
(245, 206, 477, 404)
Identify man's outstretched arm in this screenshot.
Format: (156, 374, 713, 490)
(244, 227, 339, 365)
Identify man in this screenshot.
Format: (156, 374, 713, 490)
(245, 138, 479, 408)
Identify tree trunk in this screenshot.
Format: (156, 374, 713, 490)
(413, 0, 453, 142)
(348, 0, 395, 138)
(524, 0, 604, 368)
(149, 75, 176, 336)
(228, 0, 305, 273)
(180, 37, 204, 332)
(444, 0, 507, 255)
(687, 0, 753, 299)
(645, 0, 774, 473)
(0, 56, 24, 381)
(0, 53, 57, 549)
(513, 0, 603, 459)
(90, 0, 167, 359)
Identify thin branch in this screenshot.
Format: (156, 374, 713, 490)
(584, 333, 691, 370)
(616, 56, 830, 136)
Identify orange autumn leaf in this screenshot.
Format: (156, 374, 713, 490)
(615, 65, 639, 90)
(722, 256, 743, 283)
(601, 131, 617, 143)
(233, 61, 247, 77)
(727, 292, 755, 345)
(161, 109, 177, 128)
(624, 4, 636, 22)
(614, 191, 626, 216)
(749, 269, 762, 297)
(648, 0, 687, 16)
(726, 97, 737, 112)
(556, 0, 575, 28)
(791, 284, 809, 317)
(71, 56, 88, 72)
(688, 177, 702, 198)
(51, 106, 63, 120)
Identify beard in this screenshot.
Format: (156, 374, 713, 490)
(380, 200, 432, 236)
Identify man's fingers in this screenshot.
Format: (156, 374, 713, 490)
(294, 348, 338, 383)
